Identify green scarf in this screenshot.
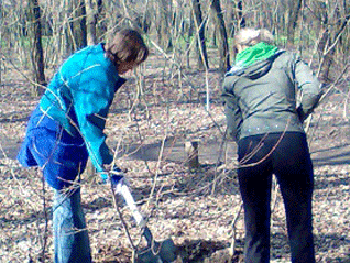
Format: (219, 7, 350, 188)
(236, 42, 278, 67)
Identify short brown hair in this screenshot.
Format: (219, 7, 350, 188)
(106, 29, 149, 67)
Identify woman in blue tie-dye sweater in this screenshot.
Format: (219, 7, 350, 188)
(17, 29, 149, 263)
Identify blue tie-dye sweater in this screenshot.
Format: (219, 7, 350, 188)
(40, 44, 126, 172)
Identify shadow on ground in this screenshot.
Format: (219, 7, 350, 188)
(95, 230, 350, 262)
(119, 138, 350, 167)
(3, 133, 350, 167)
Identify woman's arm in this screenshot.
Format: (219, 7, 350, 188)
(294, 56, 322, 121)
(222, 76, 243, 141)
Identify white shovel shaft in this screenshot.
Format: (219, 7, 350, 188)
(117, 183, 146, 229)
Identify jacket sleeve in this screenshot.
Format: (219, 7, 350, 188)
(293, 56, 322, 121)
(222, 76, 242, 141)
(73, 65, 115, 173)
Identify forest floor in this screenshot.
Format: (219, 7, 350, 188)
(1, 53, 350, 263)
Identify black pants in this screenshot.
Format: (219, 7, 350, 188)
(238, 132, 315, 263)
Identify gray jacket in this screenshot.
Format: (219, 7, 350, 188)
(222, 50, 322, 141)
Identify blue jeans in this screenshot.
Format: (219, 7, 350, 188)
(53, 187, 91, 263)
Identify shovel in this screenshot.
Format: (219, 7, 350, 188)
(110, 171, 177, 263)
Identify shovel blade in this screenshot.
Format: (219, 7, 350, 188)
(159, 239, 177, 263)
(137, 250, 162, 263)
(142, 227, 177, 263)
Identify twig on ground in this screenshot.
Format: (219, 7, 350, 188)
(211, 134, 226, 195)
(229, 201, 243, 263)
(40, 170, 48, 263)
(147, 106, 169, 209)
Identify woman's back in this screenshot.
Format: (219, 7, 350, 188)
(222, 42, 321, 141)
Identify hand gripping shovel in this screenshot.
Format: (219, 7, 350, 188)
(110, 172, 177, 263)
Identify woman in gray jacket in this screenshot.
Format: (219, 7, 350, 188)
(222, 28, 322, 263)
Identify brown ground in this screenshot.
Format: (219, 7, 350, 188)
(1, 54, 350, 263)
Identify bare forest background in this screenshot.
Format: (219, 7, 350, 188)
(2, 0, 350, 92)
(1, 0, 350, 262)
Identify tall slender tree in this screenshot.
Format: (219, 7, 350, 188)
(76, 0, 87, 48)
(28, 0, 46, 96)
(96, 0, 107, 40)
(315, 0, 331, 82)
(211, 0, 230, 71)
(0, 0, 3, 86)
(286, 0, 302, 46)
(192, 0, 209, 69)
(85, 0, 97, 45)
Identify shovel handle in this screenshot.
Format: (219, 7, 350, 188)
(117, 184, 146, 229)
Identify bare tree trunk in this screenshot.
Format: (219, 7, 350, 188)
(316, 0, 331, 83)
(298, 0, 306, 56)
(192, 0, 209, 69)
(210, 26, 217, 47)
(155, 1, 162, 46)
(227, 2, 235, 37)
(0, 0, 3, 87)
(184, 6, 195, 68)
(227, 0, 244, 37)
(162, 0, 171, 50)
(28, 0, 46, 97)
(210, 0, 230, 72)
(237, 0, 245, 29)
(60, 0, 88, 55)
(337, 1, 350, 57)
(231, 0, 245, 57)
(154, 0, 171, 50)
(96, 0, 107, 40)
(74, 0, 87, 48)
(64, 0, 75, 56)
(16, 4, 28, 68)
(286, 0, 302, 47)
(85, 0, 97, 45)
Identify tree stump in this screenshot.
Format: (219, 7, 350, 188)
(185, 140, 199, 171)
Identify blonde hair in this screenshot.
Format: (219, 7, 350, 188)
(234, 29, 274, 47)
(106, 29, 149, 67)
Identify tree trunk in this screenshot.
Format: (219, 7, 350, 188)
(286, 0, 302, 47)
(297, 0, 306, 55)
(85, 0, 97, 45)
(237, 0, 245, 29)
(226, 1, 234, 37)
(316, 0, 332, 83)
(184, 8, 195, 68)
(192, 0, 209, 69)
(210, 0, 230, 72)
(154, 0, 171, 50)
(96, 0, 107, 40)
(28, 0, 46, 97)
(155, 1, 162, 46)
(211, 28, 217, 47)
(74, 0, 87, 48)
(232, 0, 244, 57)
(337, 1, 350, 57)
(161, 0, 170, 50)
(64, 0, 75, 55)
(0, 0, 3, 87)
